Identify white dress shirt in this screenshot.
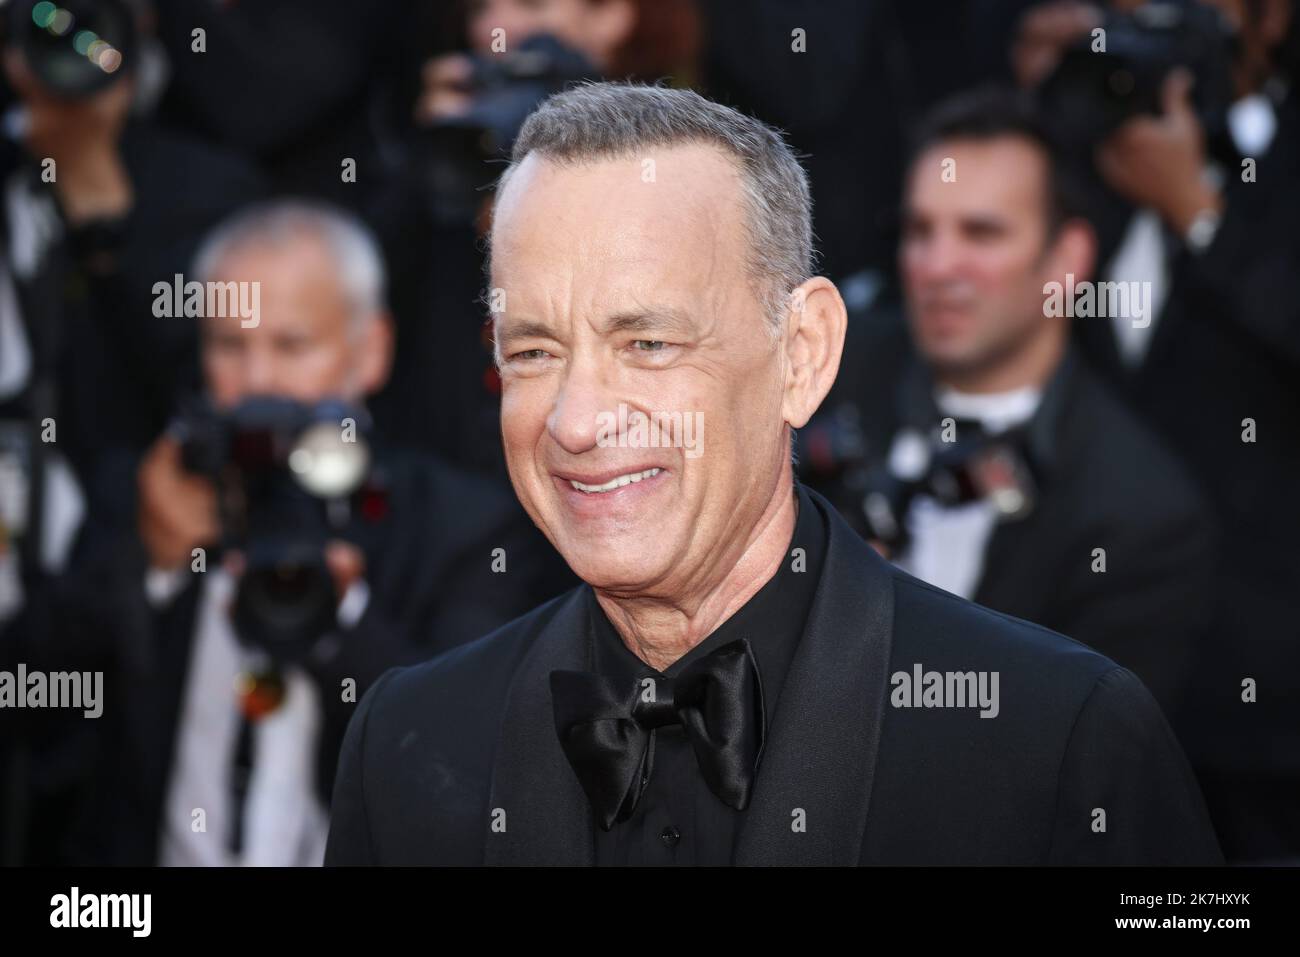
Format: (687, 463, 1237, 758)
(154, 568, 363, 867)
(893, 386, 1041, 600)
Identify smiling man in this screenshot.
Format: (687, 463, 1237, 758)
(325, 82, 1221, 866)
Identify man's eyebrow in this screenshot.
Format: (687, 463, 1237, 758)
(959, 212, 1009, 231)
(495, 319, 559, 344)
(601, 308, 695, 336)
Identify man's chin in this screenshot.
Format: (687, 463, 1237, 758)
(553, 538, 675, 594)
(923, 344, 997, 381)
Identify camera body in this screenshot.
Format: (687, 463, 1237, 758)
(1038, 0, 1235, 153)
(421, 33, 598, 224)
(800, 409, 1037, 553)
(3, 0, 137, 99)
(177, 396, 385, 665)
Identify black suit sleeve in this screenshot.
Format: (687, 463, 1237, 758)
(1052, 498, 1216, 721)
(1185, 197, 1300, 370)
(1048, 667, 1223, 864)
(323, 667, 399, 866)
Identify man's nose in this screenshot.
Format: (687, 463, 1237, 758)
(916, 232, 965, 282)
(546, 356, 617, 456)
(240, 348, 277, 397)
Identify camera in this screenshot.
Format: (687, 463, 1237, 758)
(799, 407, 1036, 552)
(3, 0, 137, 98)
(1036, 0, 1234, 154)
(176, 396, 385, 664)
(420, 32, 598, 224)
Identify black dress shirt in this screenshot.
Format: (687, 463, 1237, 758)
(586, 482, 828, 865)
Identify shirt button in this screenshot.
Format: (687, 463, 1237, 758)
(660, 825, 681, 848)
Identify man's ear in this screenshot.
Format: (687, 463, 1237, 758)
(1046, 218, 1096, 285)
(356, 311, 395, 397)
(782, 277, 847, 430)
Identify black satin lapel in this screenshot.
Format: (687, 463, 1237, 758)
(483, 589, 596, 866)
(734, 496, 895, 865)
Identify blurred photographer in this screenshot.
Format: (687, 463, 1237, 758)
(417, 0, 698, 123)
(0, 0, 268, 865)
(802, 89, 1216, 725)
(77, 201, 570, 866)
(0, 0, 268, 461)
(1016, 0, 1300, 862)
(411, 0, 699, 226)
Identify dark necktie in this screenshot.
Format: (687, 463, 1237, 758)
(550, 638, 766, 831)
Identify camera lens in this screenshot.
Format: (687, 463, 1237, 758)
(11, 0, 137, 98)
(232, 546, 338, 663)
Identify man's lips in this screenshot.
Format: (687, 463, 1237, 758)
(918, 302, 975, 332)
(918, 298, 974, 316)
(552, 466, 665, 495)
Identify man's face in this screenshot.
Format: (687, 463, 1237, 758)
(467, 0, 629, 66)
(900, 137, 1059, 379)
(202, 236, 383, 410)
(492, 145, 790, 595)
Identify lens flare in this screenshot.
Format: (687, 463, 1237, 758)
(48, 8, 74, 37)
(96, 47, 123, 74)
(31, 2, 57, 29)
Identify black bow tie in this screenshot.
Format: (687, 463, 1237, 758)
(550, 638, 767, 831)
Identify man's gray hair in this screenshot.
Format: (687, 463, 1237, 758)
(193, 200, 387, 328)
(493, 82, 815, 334)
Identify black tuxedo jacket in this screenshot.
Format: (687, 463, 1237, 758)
(325, 488, 1222, 865)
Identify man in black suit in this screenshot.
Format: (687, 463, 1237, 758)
(60, 200, 570, 866)
(1014, 0, 1300, 862)
(807, 89, 1217, 727)
(326, 82, 1221, 866)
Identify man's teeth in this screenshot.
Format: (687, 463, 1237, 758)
(569, 468, 662, 494)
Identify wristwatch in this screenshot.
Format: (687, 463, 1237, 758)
(1184, 206, 1223, 255)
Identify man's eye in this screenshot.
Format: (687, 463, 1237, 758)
(632, 340, 666, 352)
(511, 349, 550, 361)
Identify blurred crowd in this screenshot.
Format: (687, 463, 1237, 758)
(0, 0, 1295, 867)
